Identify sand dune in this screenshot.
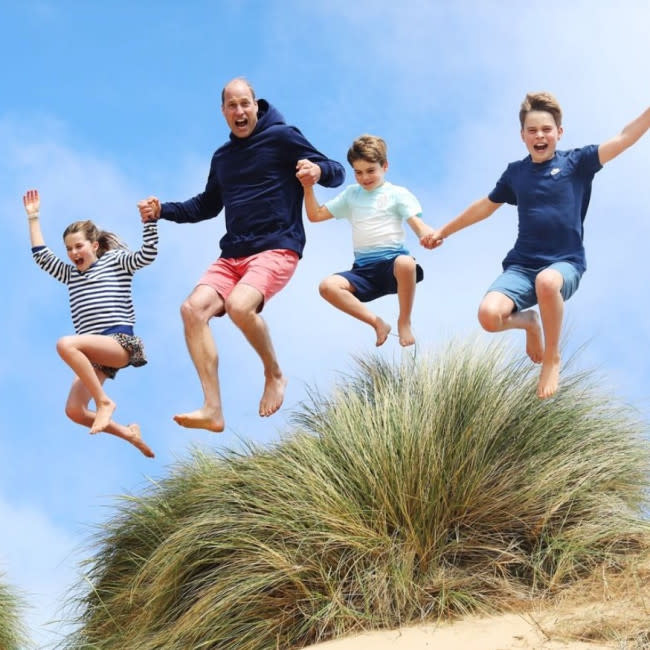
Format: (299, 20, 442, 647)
(309, 612, 614, 649)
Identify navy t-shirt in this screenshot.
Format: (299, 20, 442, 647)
(488, 145, 602, 273)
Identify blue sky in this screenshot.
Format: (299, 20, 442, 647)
(1, 1, 649, 646)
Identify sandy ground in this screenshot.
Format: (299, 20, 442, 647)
(309, 612, 614, 649)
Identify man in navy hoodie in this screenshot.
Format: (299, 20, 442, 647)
(138, 78, 345, 433)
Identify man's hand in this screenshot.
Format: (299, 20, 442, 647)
(296, 159, 322, 187)
(137, 196, 161, 223)
(23, 189, 40, 220)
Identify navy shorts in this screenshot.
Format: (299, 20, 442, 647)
(337, 256, 424, 303)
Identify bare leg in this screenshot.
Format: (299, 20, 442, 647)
(56, 334, 130, 433)
(319, 275, 391, 346)
(535, 269, 564, 399)
(225, 283, 289, 417)
(478, 292, 544, 363)
(66, 375, 154, 458)
(174, 285, 226, 432)
(394, 256, 417, 347)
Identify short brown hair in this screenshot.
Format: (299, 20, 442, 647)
(347, 134, 387, 166)
(519, 92, 562, 128)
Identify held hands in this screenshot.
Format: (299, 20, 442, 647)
(295, 159, 322, 187)
(420, 228, 444, 250)
(137, 196, 161, 223)
(23, 189, 40, 220)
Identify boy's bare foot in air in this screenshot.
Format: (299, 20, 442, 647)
(259, 374, 288, 417)
(374, 318, 392, 346)
(522, 310, 544, 363)
(91, 398, 116, 434)
(537, 354, 561, 399)
(123, 424, 155, 458)
(174, 407, 225, 433)
(397, 319, 415, 347)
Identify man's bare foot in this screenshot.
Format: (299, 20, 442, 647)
(537, 355, 561, 399)
(173, 407, 225, 433)
(124, 424, 155, 458)
(522, 310, 544, 363)
(91, 398, 116, 434)
(397, 320, 415, 347)
(259, 375, 288, 417)
(374, 318, 392, 347)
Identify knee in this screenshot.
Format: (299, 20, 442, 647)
(225, 295, 253, 327)
(65, 402, 84, 424)
(393, 255, 416, 275)
(56, 336, 74, 358)
(319, 277, 336, 300)
(535, 270, 562, 300)
(180, 297, 205, 327)
(477, 304, 503, 332)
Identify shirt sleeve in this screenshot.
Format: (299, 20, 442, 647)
(117, 221, 159, 273)
(283, 126, 346, 188)
(325, 186, 352, 219)
(394, 186, 423, 218)
(32, 246, 72, 284)
(575, 144, 603, 177)
(488, 164, 517, 205)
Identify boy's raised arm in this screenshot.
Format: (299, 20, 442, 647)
(598, 106, 650, 165)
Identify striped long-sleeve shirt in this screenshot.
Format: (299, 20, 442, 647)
(32, 221, 158, 335)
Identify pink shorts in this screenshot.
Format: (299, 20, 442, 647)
(198, 249, 299, 309)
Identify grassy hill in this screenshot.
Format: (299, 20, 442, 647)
(64, 341, 650, 649)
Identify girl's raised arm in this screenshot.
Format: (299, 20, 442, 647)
(24, 189, 45, 247)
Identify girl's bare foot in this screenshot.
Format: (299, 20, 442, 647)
(522, 311, 544, 363)
(124, 424, 155, 458)
(374, 318, 392, 346)
(537, 355, 561, 399)
(259, 375, 288, 417)
(91, 398, 116, 434)
(397, 320, 415, 347)
(173, 407, 225, 433)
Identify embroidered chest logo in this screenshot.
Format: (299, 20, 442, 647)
(550, 167, 561, 176)
(375, 194, 390, 210)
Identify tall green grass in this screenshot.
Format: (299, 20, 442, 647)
(0, 575, 28, 650)
(65, 341, 650, 649)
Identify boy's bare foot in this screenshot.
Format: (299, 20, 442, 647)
(522, 310, 544, 363)
(124, 424, 155, 458)
(173, 407, 225, 433)
(91, 398, 116, 434)
(537, 355, 561, 399)
(259, 375, 288, 417)
(397, 320, 415, 347)
(374, 318, 392, 347)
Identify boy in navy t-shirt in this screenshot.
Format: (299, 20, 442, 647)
(426, 92, 649, 399)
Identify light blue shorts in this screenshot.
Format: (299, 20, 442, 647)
(486, 262, 582, 311)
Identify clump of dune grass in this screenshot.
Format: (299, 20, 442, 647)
(0, 575, 29, 650)
(64, 340, 650, 649)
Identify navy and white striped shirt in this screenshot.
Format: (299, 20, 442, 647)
(32, 221, 158, 335)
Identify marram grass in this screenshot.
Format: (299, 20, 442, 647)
(65, 340, 650, 649)
(0, 575, 29, 650)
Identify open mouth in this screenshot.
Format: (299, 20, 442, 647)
(534, 143, 548, 152)
(235, 118, 248, 129)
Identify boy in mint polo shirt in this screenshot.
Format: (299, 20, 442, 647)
(426, 92, 650, 399)
(299, 134, 435, 348)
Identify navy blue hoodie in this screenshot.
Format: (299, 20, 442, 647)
(160, 100, 345, 259)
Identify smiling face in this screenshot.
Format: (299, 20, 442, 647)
(64, 231, 99, 271)
(352, 159, 388, 191)
(221, 80, 258, 138)
(521, 110, 563, 163)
